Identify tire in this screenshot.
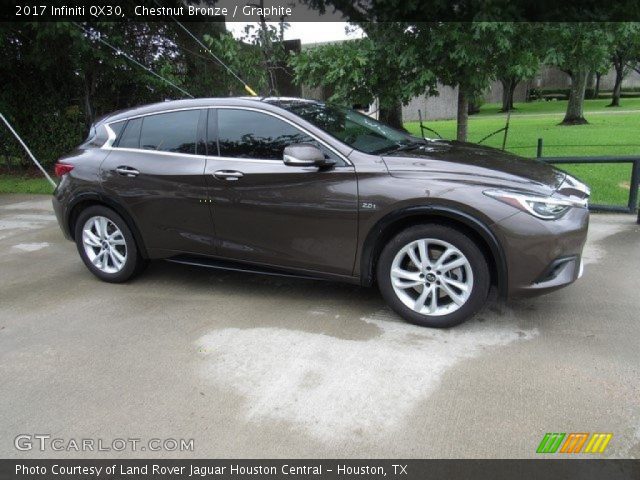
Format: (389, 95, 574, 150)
(74, 205, 145, 283)
(376, 224, 490, 328)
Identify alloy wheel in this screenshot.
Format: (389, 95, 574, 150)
(390, 238, 474, 316)
(81, 216, 127, 274)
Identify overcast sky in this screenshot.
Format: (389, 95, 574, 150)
(226, 22, 364, 44)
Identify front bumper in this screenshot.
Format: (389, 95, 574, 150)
(492, 207, 589, 297)
(526, 255, 584, 294)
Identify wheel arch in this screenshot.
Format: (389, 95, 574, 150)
(67, 192, 149, 259)
(360, 206, 508, 299)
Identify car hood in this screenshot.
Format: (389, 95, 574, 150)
(382, 140, 566, 195)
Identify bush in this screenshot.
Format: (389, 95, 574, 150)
(0, 102, 85, 170)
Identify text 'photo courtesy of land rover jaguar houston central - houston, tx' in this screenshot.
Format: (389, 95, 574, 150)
(52, 97, 590, 328)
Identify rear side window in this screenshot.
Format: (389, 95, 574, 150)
(117, 118, 142, 148)
(108, 121, 126, 140)
(139, 110, 200, 154)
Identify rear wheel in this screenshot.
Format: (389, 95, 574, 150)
(74, 205, 145, 283)
(376, 224, 490, 328)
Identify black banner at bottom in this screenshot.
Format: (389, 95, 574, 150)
(2, 459, 640, 480)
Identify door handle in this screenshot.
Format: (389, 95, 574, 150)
(115, 166, 140, 177)
(213, 170, 244, 181)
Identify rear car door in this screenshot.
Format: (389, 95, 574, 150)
(204, 107, 358, 276)
(101, 109, 216, 256)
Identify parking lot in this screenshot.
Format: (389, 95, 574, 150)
(1, 193, 639, 458)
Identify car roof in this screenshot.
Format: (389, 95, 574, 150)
(97, 97, 323, 125)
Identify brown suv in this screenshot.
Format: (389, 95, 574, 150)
(52, 98, 590, 327)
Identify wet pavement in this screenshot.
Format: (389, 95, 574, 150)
(1, 194, 639, 458)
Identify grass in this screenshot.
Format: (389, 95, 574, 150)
(404, 98, 640, 206)
(0, 174, 54, 195)
(474, 96, 640, 118)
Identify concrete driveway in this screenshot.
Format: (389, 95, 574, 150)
(1, 193, 639, 458)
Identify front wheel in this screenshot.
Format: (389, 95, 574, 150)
(376, 224, 490, 328)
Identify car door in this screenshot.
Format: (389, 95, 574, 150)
(204, 107, 358, 276)
(101, 109, 217, 256)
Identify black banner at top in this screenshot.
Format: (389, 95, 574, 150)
(3, 0, 640, 22)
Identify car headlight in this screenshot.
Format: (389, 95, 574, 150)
(483, 189, 584, 220)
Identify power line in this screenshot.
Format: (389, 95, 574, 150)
(154, 0, 258, 96)
(72, 22, 194, 99)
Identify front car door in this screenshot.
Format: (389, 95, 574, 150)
(101, 109, 216, 256)
(204, 107, 358, 277)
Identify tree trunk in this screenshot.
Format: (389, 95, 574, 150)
(500, 77, 518, 112)
(561, 70, 589, 125)
(468, 100, 480, 115)
(258, 0, 278, 95)
(585, 71, 595, 99)
(83, 74, 94, 131)
(508, 79, 517, 110)
(608, 63, 624, 107)
(594, 72, 601, 99)
(457, 88, 469, 141)
(500, 79, 510, 112)
(379, 100, 404, 130)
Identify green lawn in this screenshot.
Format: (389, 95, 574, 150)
(404, 98, 640, 206)
(0, 175, 54, 195)
(474, 96, 640, 118)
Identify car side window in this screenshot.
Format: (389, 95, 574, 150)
(108, 120, 126, 143)
(139, 110, 200, 155)
(216, 109, 343, 164)
(117, 118, 142, 148)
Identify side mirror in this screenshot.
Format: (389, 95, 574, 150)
(283, 143, 336, 168)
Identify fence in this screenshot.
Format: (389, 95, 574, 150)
(535, 138, 640, 224)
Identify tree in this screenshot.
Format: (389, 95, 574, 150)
(171, 21, 230, 98)
(298, 2, 543, 140)
(241, 3, 291, 95)
(606, 23, 640, 107)
(289, 25, 438, 129)
(300, 1, 556, 140)
(592, 70, 603, 99)
(493, 23, 545, 112)
(203, 19, 293, 97)
(70, 22, 187, 127)
(0, 16, 214, 168)
(406, 22, 519, 140)
(1, 22, 181, 167)
(543, 23, 614, 125)
(291, 21, 519, 139)
(203, 30, 269, 95)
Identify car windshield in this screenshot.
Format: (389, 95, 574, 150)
(278, 101, 420, 155)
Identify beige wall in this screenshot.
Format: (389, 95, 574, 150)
(401, 80, 529, 122)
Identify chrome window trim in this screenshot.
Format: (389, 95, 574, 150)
(203, 155, 353, 169)
(101, 105, 352, 166)
(104, 123, 117, 148)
